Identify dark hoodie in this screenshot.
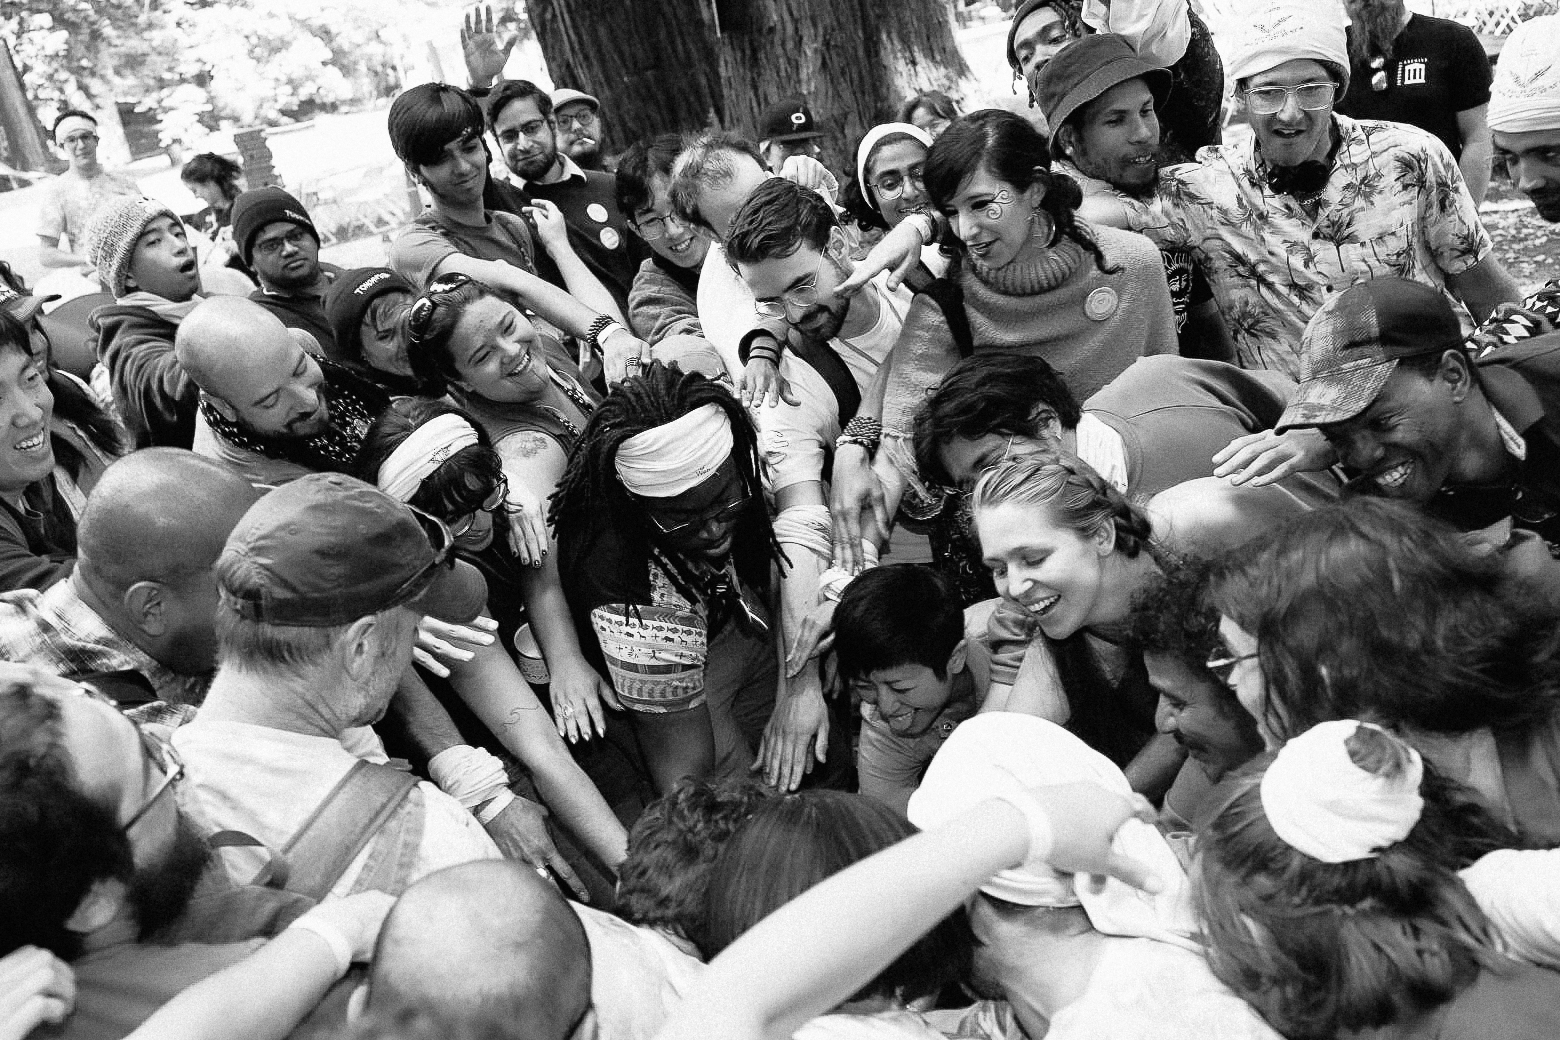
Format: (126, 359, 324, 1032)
(91, 304, 197, 449)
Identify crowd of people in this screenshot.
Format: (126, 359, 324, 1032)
(6, 0, 1560, 1036)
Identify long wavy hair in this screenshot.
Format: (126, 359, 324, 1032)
(1207, 497, 1560, 741)
(1194, 724, 1515, 1040)
(923, 109, 1112, 273)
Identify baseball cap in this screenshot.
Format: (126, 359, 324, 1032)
(1277, 278, 1466, 431)
(218, 473, 488, 627)
(1038, 35, 1172, 142)
(759, 97, 824, 142)
(550, 88, 600, 113)
(0, 261, 58, 324)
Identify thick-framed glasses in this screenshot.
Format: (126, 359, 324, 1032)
(1244, 81, 1337, 115)
(648, 492, 750, 537)
(633, 209, 691, 242)
(1205, 647, 1259, 687)
(450, 476, 509, 538)
(73, 686, 185, 832)
(1369, 56, 1388, 93)
(874, 167, 925, 200)
(252, 227, 313, 258)
(388, 505, 459, 602)
(406, 273, 474, 351)
(555, 110, 597, 131)
(60, 132, 98, 148)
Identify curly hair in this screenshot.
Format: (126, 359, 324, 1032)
(923, 109, 1113, 274)
(358, 397, 505, 522)
(1207, 497, 1560, 742)
(912, 352, 1081, 487)
(550, 361, 782, 595)
(1194, 724, 1515, 1040)
(702, 790, 976, 1003)
(615, 777, 773, 944)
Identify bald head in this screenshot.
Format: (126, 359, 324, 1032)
(176, 297, 331, 439)
(78, 448, 259, 592)
(368, 861, 592, 1040)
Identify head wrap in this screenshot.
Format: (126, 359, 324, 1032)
(53, 114, 96, 144)
(377, 413, 481, 503)
(615, 403, 735, 498)
(1260, 720, 1425, 863)
(1488, 16, 1560, 135)
(83, 196, 183, 299)
(855, 123, 934, 215)
(908, 713, 1197, 949)
(1225, 0, 1351, 94)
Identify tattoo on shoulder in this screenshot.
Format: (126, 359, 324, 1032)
(505, 432, 552, 459)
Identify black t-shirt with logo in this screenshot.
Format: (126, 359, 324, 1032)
(1338, 13, 1492, 159)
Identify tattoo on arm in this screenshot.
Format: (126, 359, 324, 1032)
(505, 432, 552, 459)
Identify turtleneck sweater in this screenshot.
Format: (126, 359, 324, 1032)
(881, 222, 1178, 459)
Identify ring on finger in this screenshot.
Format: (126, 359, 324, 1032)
(560, 705, 575, 718)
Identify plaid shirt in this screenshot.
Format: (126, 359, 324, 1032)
(1128, 116, 1490, 378)
(0, 580, 208, 709)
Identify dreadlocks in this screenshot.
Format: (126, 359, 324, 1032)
(550, 361, 784, 593)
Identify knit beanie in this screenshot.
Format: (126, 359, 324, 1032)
(323, 267, 417, 361)
(230, 186, 321, 266)
(84, 196, 182, 298)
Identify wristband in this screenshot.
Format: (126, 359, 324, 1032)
(287, 913, 355, 978)
(834, 415, 881, 455)
(989, 786, 1055, 864)
(908, 212, 936, 247)
(585, 315, 624, 355)
(747, 338, 782, 366)
(476, 788, 517, 825)
(428, 745, 511, 810)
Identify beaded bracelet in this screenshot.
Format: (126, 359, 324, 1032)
(834, 415, 882, 454)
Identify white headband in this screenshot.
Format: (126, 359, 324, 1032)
(1226, 0, 1350, 92)
(377, 413, 480, 502)
(1488, 16, 1560, 134)
(855, 123, 934, 213)
(54, 115, 96, 143)
(1260, 720, 1424, 863)
(908, 713, 1198, 949)
(615, 403, 735, 498)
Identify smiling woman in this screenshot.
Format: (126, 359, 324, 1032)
(0, 311, 78, 595)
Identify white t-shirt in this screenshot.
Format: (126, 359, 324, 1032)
(695, 244, 754, 380)
(173, 720, 500, 900)
(572, 906, 705, 1040)
(758, 274, 911, 494)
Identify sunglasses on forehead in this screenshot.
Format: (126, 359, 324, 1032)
(406, 272, 475, 351)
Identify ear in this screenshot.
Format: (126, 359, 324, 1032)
(946, 637, 969, 675)
(1030, 405, 1063, 440)
(1025, 169, 1048, 210)
(206, 394, 239, 421)
(64, 877, 127, 936)
(1056, 124, 1081, 162)
(340, 613, 382, 682)
(1091, 519, 1117, 556)
(1440, 349, 1473, 403)
(122, 581, 168, 637)
(289, 326, 322, 355)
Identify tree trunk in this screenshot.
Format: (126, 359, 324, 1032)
(525, 0, 969, 172)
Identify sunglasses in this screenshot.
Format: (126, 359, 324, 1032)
(1205, 646, 1259, 687)
(450, 476, 509, 538)
(648, 492, 750, 537)
(74, 685, 185, 832)
(406, 273, 475, 351)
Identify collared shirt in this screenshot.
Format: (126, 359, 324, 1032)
(1128, 115, 1490, 377)
(0, 578, 208, 706)
(506, 153, 589, 190)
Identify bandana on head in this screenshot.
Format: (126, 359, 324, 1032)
(1226, 0, 1350, 93)
(615, 404, 735, 498)
(54, 115, 96, 143)
(908, 713, 1198, 949)
(1488, 16, 1560, 135)
(1260, 720, 1425, 863)
(377, 413, 480, 502)
(855, 123, 934, 214)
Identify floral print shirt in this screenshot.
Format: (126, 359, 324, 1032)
(1127, 115, 1490, 377)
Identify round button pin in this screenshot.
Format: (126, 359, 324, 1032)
(1084, 287, 1118, 321)
(600, 227, 621, 250)
(586, 203, 609, 223)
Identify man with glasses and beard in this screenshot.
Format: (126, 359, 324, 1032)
(1335, 0, 1494, 205)
(1121, 0, 1520, 379)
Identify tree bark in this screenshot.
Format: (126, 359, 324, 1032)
(525, 0, 969, 171)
